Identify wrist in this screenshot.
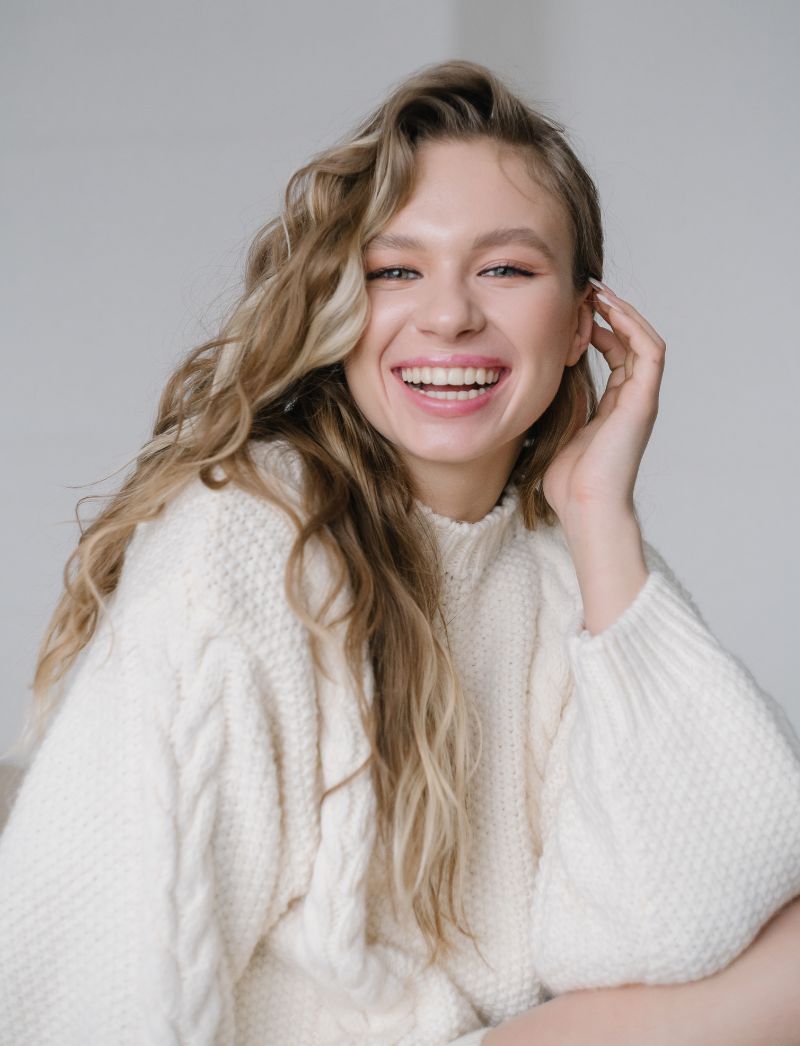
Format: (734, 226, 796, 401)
(562, 512, 648, 636)
(561, 501, 640, 545)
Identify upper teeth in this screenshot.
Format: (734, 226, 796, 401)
(399, 366, 502, 385)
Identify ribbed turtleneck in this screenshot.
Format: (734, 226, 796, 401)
(413, 482, 522, 587)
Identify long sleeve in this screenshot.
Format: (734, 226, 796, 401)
(0, 496, 287, 1045)
(529, 538, 800, 995)
(448, 1031, 489, 1044)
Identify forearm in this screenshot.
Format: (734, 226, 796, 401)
(698, 894, 800, 1046)
(562, 510, 648, 636)
(483, 975, 713, 1046)
(484, 896, 800, 1046)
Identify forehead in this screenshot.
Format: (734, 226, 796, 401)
(371, 138, 571, 260)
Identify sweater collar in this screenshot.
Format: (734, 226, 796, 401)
(413, 482, 521, 584)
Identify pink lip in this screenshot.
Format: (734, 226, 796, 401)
(391, 366, 511, 417)
(393, 354, 507, 369)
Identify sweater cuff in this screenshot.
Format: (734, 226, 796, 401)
(449, 1030, 488, 1045)
(564, 568, 717, 750)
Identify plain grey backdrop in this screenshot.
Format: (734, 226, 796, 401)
(2, 0, 798, 763)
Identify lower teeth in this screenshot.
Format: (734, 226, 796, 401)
(404, 384, 494, 400)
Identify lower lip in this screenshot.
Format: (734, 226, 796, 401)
(391, 369, 510, 417)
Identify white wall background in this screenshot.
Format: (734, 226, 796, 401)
(456, 0, 800, 734)
(3, 0, 798, 762)
(1, 1, 456, 761)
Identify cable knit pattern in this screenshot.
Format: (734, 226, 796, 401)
(130, 593, 232, 1043)
(1, 436, 799, 1045)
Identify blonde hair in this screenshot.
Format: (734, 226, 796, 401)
(23, 59, 603, 965)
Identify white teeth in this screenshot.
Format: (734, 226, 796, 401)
(399, 366, 502, 386)
(408, 386, 492, 400)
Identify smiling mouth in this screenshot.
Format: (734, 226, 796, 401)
(393, 365, 507, 399)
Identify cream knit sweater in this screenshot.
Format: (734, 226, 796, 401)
(2, 437, 799, 1045)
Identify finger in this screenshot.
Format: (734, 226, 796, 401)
(592, 305, 663, 395)
(593, 297, 665, 375)
(590, 321, 628, 372)
(592, 286, 665, 347)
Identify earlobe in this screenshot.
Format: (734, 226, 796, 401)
(566, 339, 589, 367)
(566, 295, 594, 366)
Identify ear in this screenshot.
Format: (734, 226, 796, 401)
(565, 289, 595, 367)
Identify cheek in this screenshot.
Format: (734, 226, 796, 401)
(343, 342, 385, 419)
(348, 299, 408, 382)
(364, 292, 410, 337)
(346, 313, 382, 376)
(343, 358, 396, 443)
(343, 353, 367, 401)
(520, 298, 576, 351)
(494, 289, 563, 332)
(350, 305, 389, 362)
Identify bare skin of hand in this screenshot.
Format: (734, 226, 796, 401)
(483, 895, 800, 1046)
(542, 277, 665, 524)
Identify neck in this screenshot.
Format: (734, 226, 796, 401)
(403, 438, 524, 522)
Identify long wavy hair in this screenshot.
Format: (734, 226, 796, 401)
(22, 59, 603, 964)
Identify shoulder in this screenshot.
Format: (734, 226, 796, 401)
(117, 439, 312, 644)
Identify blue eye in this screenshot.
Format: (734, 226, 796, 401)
(365, 267, 419, 281)
(482, 265, 535, 278)
(365, 264, 535, 281)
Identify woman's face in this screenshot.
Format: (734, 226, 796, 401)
(345, 136, 594, 492)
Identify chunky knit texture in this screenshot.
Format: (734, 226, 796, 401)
(2, 437, 799, 1045)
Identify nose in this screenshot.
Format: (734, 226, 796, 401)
(413, 272, 486, 342)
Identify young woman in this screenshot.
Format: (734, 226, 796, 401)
(1, 60, 799, 1045)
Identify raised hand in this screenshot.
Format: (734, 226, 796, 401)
(542, 278, 667, 634)
(542, 277, 667, 529)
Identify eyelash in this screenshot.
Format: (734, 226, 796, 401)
(365, 264, 535, 282)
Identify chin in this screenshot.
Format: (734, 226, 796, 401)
(398, 439, 491, 464)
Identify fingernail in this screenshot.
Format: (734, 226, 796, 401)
(594, 292, 616, 309)
(589, 276, 617, 297)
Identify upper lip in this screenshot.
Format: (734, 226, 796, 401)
(392, 355, 508, 370)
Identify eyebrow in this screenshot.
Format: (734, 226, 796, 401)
(365, 225, 558, 263)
